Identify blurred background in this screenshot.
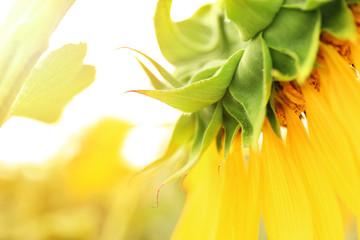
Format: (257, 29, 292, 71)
(0, 0, 212, 239)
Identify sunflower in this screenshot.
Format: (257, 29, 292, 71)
(130, 0, 360, 239)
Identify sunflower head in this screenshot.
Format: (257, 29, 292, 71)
(129, 0, 360, 187)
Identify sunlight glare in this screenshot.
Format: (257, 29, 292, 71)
(0, 0, 211, 166)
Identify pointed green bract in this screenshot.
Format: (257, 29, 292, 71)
(263, 8, 321, 83)
(221, 110, 240, 164)
(320, 0, 356, 40)
(122, 47, 182, 88)
(222, 90, 253, 145)
(228, 34, 273, 146)
(224, 0, 283, 41)
(10, 43, 95, 123)
(135, 57, 171, 90)
(188, 65, 222, 84)
(283, 0, 331, 9)
(266, 85, 281, 139)
(161, 103, 223, 185)
(0, 0, 76, 126)
(131, 50, 243, 113)
(193, 103, 223, 157)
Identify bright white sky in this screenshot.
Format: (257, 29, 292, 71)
(0, 0, 213, 167)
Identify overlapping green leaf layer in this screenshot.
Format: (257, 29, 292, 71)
(132, 0, 357, 185)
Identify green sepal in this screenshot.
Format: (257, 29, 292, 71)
(222, 90, 253, 145)
(264, 8, 321, 83)
(320, 0, 356, 40)
(121, 47, 182, 88)
(270, 48, 297, 81)
(283, 0, 331, 10)
(224, 0, 283, 41)
(191, 104, 223, 158)
(189, 65, 223, 84)
(131, 50, 244, 113)
(161, 103, 223, 185)
(172, 59, 226, 85)
(216, 128, 223, 153)
(228, 34, 272, 146)
(137, 114, 196, 174)
(10, 43, 95, 123)
(154, 0, 223, 65)
(135, 57, 170, 90)
(221, 110, 240, 165)
(266, 84, 281, 139)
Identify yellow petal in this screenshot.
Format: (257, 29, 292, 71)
(214, 137, 247, 239)
(285, 106, 344, 239)
(261, 119, 313, 240)
(172, 136, 260, 240)
(302, 84, 360, 216)
(244, 148, 262, 240)
(316, 44, 360, 170)
(215, 137, 261, 240)
(171, 142, 222, 240)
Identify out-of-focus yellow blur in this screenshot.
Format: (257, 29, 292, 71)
(0, 118, 185, 240)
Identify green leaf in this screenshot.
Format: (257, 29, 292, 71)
(264, 8, 321, 83)
(283, 0, 331, 10)
(320, 0, 356, 40)
(161, 103, 223, 185)
(154, 0, 224, 65)
(11, 43, 95, 123)
(228, 34, 272, 146)
(131, 50, 244, 113)
(224, 0, 283, 41)
(270, 48, 297, 81)
(266, 84, 281, 139)
(0, 0, 76, 126)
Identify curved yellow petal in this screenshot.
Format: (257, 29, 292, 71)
(171, 142, 222, 240)
(261, 119, 313, 240)
(302, 84, 360, 217)
(285, 106, 344, 239)
(214, 137, 247, 239)
(317, 44, 360, 170)
(244, 149, 262, 240)
(172, 136, 260, 240)
(214, 138, 261, 240)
